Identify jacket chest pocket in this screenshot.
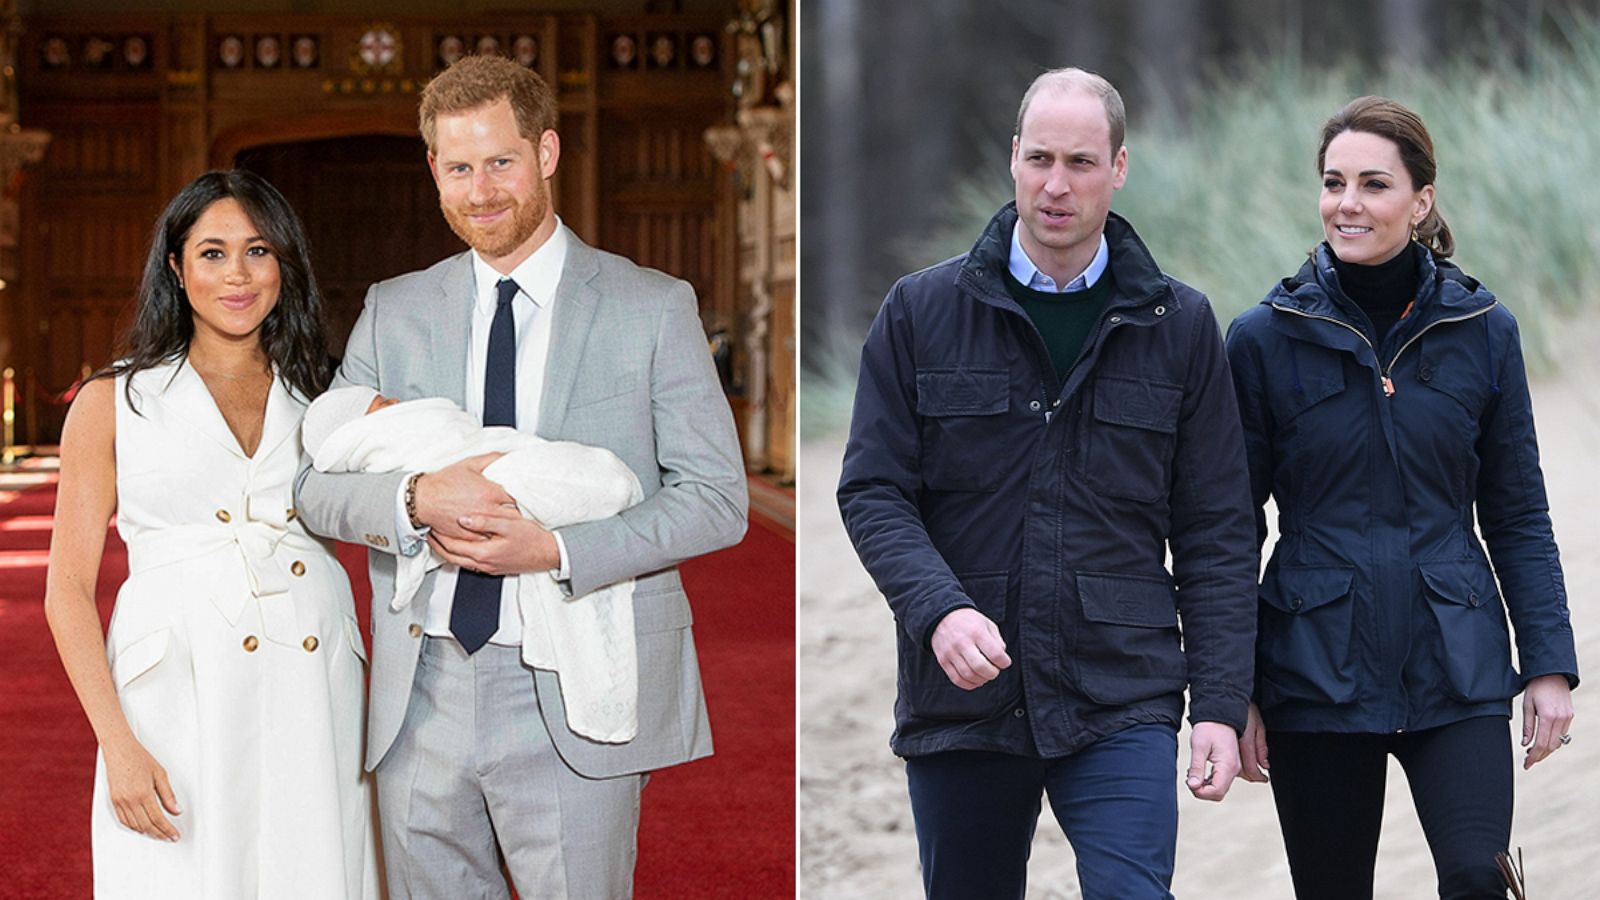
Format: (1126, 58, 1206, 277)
(1415, 339, 1493, 420)
(1265, 340, 1346, 426)
(1080, 376, 1182, 503)
(916, 368, 1010, 492)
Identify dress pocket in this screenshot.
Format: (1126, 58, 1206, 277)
(915, 368, 1009, 492)
(110, 628, 171, 691)
(1082, 376, 1182, 503)
(1072, 572, 1186, 705)
(1419, 560, 1520, 702)
(900, 571, 1019, 720)
(1256, 565, 1358, 707)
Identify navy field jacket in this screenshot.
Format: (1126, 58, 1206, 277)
(838, 205, 1258, 758)
(1225, 244, 1580, 734)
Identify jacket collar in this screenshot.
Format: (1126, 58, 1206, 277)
(1266, 242, 1495, 329)
(140, 355, 303, 462)
(958, 204, 1176, 316)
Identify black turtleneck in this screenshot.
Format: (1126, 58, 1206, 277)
(1331, 245, 1417, 344)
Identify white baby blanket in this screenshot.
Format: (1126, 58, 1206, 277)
(309, 392, 645, 743)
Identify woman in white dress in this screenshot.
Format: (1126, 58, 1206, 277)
(43, 170, 381, 899)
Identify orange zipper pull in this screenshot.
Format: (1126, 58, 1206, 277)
(1382, 375, 1396, 397)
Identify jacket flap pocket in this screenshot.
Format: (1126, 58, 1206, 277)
(915, 368, 1008, 416)
(1273, 340, 1345, 418)
(111, 628, 171, 690)
(1077, 573, 1176, 628)
(1261, 565, 1354, 614)
(956, 571, 1008, 623)
(344, 615, 369, 664)
(1418, 560, 1499, 608)
(1093, 376, 1182, 433)
(569, 370, 641, 409)
(634, 585, 693, 633)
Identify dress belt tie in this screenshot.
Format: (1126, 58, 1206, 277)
(124, 495, 325, 628)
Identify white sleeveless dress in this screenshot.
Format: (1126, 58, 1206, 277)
(92, 358, 380, 899)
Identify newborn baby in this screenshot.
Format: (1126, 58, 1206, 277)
(302, 385, 645, 743)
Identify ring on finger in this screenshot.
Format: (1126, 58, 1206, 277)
(1559, 733, 1573, 746)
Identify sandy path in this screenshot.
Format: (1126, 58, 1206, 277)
(800, 361, 1600, 898)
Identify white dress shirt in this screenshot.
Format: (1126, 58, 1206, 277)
(1008, 228, 1109, 293)
(394, 223, 570, 646)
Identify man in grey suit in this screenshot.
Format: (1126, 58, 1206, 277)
(296, 55, 748, 899)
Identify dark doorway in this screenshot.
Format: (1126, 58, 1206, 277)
(236, 135, 465, 362)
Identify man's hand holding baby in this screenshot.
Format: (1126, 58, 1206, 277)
(416, 452, 561, 574)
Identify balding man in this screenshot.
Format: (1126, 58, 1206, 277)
(838, 68, 1258, 898)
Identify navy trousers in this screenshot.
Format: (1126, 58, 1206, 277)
(1267, 715, 1513, 900)
(905, 723, 1179, 900)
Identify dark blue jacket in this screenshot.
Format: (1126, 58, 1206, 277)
(1225, 244, 1580, 734)
(838, 205, 1258, 758)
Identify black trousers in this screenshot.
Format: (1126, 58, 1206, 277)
(1267, 715, 1513, 900)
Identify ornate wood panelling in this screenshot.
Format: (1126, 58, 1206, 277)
(28, 106, 159, 191)
(606, 118, 719, 183)
(605, 207, 720, 299)
(598, 109, 731, 333)
(41, 206, 157, 281)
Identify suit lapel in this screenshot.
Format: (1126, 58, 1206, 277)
(429, 252, 475, 406)
(253, 373, 304, 462)
(155, 357, 248, 460)
(538, 234, 602, 438)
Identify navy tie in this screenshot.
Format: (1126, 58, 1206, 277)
(450, 277, 519, 653)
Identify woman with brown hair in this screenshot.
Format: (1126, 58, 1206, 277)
(1224, 96, 1578, 898)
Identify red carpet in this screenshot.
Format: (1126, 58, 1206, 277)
(0, 480, 794, 898)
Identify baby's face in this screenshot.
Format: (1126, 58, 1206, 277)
(365, 394, 400, 415)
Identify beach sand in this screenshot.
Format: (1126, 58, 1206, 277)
(800, 360, 1600, 899)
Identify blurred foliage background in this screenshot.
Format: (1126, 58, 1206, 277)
(802, 0, 1600, 436)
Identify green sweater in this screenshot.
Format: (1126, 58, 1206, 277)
(1004, 265, 1114, 382)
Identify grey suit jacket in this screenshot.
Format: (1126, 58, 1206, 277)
(297, 228, 747, 777)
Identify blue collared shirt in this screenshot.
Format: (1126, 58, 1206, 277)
(1008, 228, 1109, 293)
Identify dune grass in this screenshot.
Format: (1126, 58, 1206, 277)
(805, 18, 1600, 438)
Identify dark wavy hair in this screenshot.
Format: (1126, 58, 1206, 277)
(102, 169, 332, 408)
(1317, 95, 1454, 260)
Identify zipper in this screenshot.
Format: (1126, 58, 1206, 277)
(1271, 301, 1497, 397)
(1378, 303, 1497, 395)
